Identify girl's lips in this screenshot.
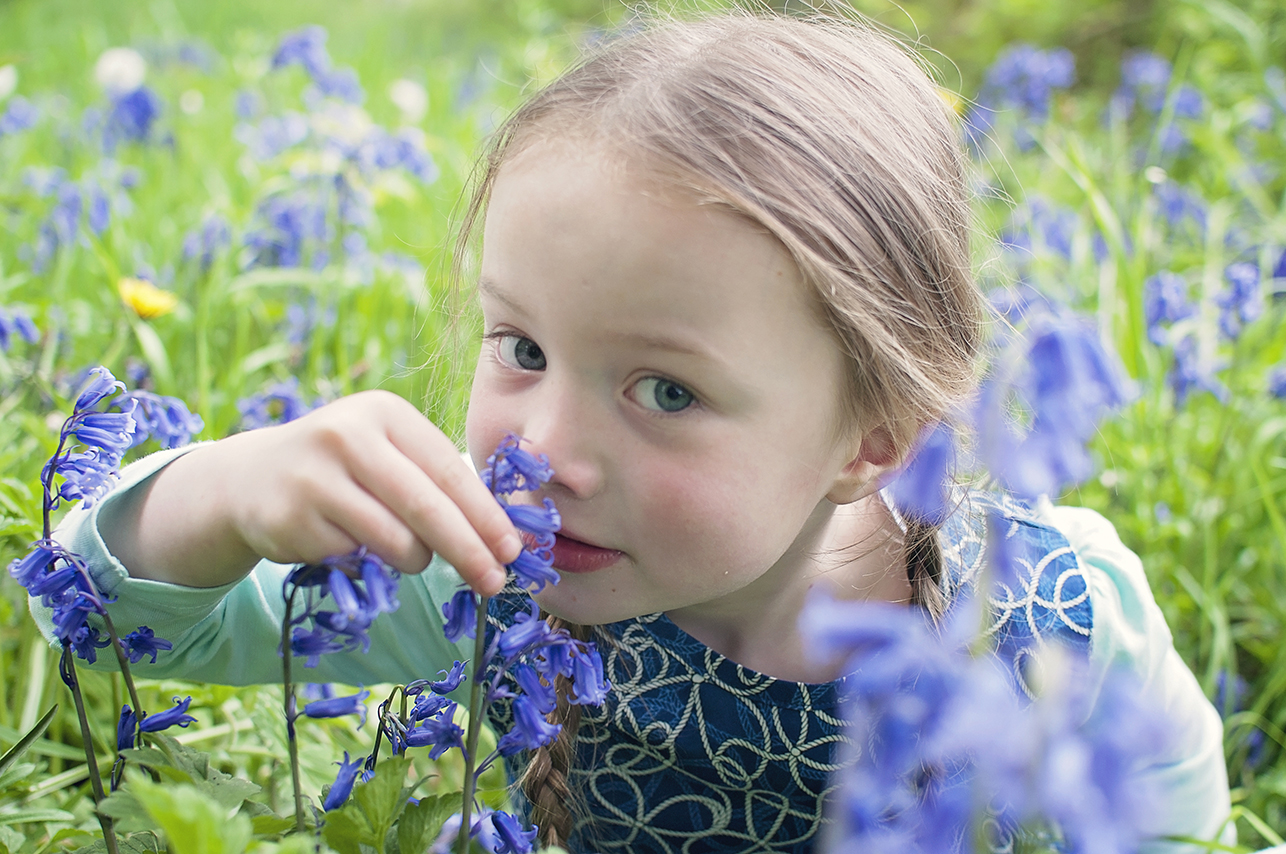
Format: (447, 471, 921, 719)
(550, 533, 623, 574)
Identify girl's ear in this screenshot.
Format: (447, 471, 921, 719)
(826, 425, 900, 505)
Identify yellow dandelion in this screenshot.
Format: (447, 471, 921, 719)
(938, 87, 964, 116)
(118, 277, 178, 320)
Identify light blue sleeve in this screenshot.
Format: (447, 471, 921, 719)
(30, 446, 474, 687)
(1036, 503, 1234, 852)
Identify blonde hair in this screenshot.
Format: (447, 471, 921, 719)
(457, 10, 984, 847)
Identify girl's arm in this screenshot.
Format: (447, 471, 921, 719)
(31, 439, 474, 685)
(1040, 503, 1234, 852)
(100, 390, 521, 594)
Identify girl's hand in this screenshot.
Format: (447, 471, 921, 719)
(102, 390, 522, 595)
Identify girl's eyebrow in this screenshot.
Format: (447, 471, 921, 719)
(477, 277, 526, 314)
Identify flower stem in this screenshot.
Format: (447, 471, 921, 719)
(60, 645, 120, 854)
(282, 588, 305, 834)
(455, 593, 491, 854)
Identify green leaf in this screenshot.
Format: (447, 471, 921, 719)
(0, 806, 76, 825)
(127, 778, 253, 854)
(396, 794, 457, 854)
(99, 788, 158, 834)
(249, 814, 296, 837)
(351, 757, 413, 849)
(130, 320, 175, 392)
(69, 832, 163, 854)
(321, 804, 375, 854)
(0, 761, 37, 792)
(0, 704, 56, 778)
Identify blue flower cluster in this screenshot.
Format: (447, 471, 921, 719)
(103, 86, 165, 152)
(310, 436, 608, 854)
(116, 696, 197, 752)
(271, 26, 364, 105)
(237, 377, 324, 431)
(975, 312, 1131, 500)
(282, 548, 401, 667)
(0, 304, 39, 352)
(0, 95, 38, 137)
(1110, 51, 1204, 153)
(181, 213, 232, 271)
(113, 390, 205, 450)
(801, 594, 1168, 854)
(965, 45, 1075, 149)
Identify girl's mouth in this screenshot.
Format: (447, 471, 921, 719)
(550, 533, 623, 574)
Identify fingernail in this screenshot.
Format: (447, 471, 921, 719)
(501, 534, 523, 560)
(489, 567, 508, 593)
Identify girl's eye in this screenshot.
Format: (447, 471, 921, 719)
(497, 335, 546, 371)
(634, 377, 695, 413)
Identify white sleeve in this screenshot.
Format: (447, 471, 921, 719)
(1036, 503, 1234, 852)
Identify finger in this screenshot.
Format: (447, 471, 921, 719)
(381, 415, 524, 563)
(354, 442, 512, 595)
(315, 483, 435, 575)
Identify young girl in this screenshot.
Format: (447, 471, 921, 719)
(38, 12, 1230, 853)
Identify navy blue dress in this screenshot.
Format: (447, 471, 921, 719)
(487, 491, 1095, 853)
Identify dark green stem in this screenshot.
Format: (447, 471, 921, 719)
(282, 588, 305, 834)
(455, 593, 490, 854)
(61, 645, 120, 854)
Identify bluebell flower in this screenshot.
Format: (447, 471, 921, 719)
(290, 626, 349, 667)
(104, 86, 163, 150)
(322, 751, 363, 811)
(69, 624, 111, 664)
(1268, 365, 1286, 399)
(443, 588, 479, 642)
(0, 306, 39, 352)
(1143, 271, 1196, 344)
(8, 544, 56, 588)
(313, 66, 364, 104)
(490, 811, 539, 854)
(117, 705, 138, 751)
(405, 707, 465, 759)
(0, 95, 37, 136)
(238, 378, 322, 430)
(356, 128, 439, 183)
(569, 644, 610, 705)
(504, 499, 561, 541)
(272, 26, 331, 80)
(1216, 262, 1262, 339)
(234, 112, 309, 160)
(507, 543, 559, 593)
(1172, 334, 1229, 406)
(498, 604, 552, 658)
(242, 191, 330, 268)
(429, 661, 468, 694)
(139, 696, 197, 732)
(886, 422, 955, 526)
(1116, 52, 1171, 116)
(1153, 183, 1207, 235)
(510, 664, 555, 715)
(360, 552, 399, 613)
(977, 313, 1131, 499)
(182, 213, 231, 270)
(496, 695, 561, 756)
(980, 44, 1075, 121)
(482, 434, 553, 494)
(409, 692, 452, 723)
(114, 390, 204, 449)
(303, 687, 370, 725)
(1274, 248, 1286, 281)
(119, 626, 172, 664)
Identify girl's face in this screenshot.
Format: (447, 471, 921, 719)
(466, 140, 892, 630)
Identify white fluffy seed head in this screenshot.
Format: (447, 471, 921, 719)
(388, 78, 428, 123)
(94, 47, 147, 94)
(0, 65, 17, 101)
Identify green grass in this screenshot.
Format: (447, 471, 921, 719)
(1, 0, 1285, 850)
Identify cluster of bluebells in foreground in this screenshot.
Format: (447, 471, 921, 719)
(6, 367, 205, 802)
(285, 435, 607, 854)
(803, 595, 1167, 854)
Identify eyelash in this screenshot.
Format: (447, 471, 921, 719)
(483, 330, 700, 414)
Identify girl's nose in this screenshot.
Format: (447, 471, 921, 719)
(516, 391, 605, 502)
